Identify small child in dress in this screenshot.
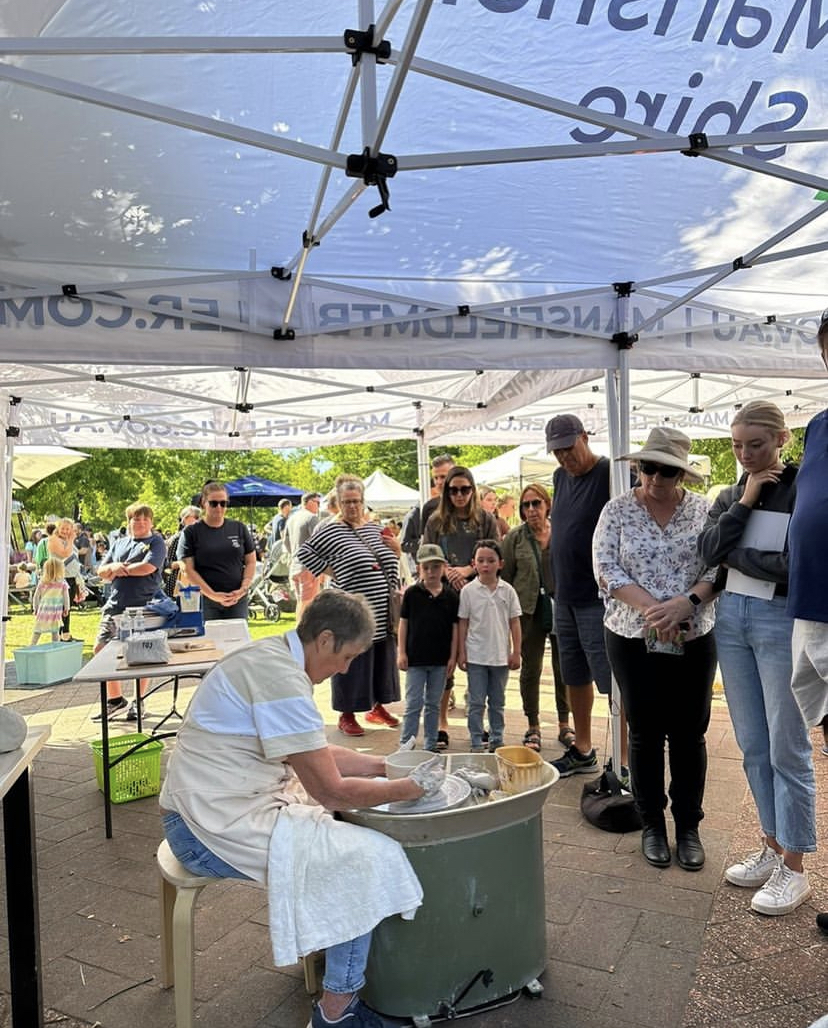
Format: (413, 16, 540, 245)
(397, 544, 459, 752)
(457, 539, 522, 752)
(30, 557, 70, 645)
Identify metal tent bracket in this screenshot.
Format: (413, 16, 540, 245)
(343, 25, 391, 66)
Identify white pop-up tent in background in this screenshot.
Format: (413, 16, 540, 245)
(1, 2, 827, 720)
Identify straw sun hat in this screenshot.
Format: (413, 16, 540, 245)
(616, 426, 704, 484)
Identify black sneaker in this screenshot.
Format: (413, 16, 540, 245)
(550, 744, 598, 777)
(817, 912, 828, 936)
(125, 700, 142, 722)
(91, 696, 128, 721)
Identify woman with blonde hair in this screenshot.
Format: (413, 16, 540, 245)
(698, 400, 816, 915)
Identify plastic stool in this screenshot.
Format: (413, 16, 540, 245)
(157, 840, 318, 1027)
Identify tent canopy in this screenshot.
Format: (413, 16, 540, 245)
(362, 469, 420, 513)
(11, 445, 89, 490)
(204, 476, 303, 509)
(0, 1, 826, 459)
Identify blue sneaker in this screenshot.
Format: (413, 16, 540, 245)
(550, 744, 598, 777)
(309, 995, 384, 1028)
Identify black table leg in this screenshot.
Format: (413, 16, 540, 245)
(3, 768, 44, 1028)
(100, 680, 113, 839)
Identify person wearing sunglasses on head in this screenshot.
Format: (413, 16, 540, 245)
(593, 427, 718, 872)
(180, 481, 257, 621)
(422, 465, 498, 748)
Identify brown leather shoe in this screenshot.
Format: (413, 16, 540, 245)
(338, 713, 365, 737)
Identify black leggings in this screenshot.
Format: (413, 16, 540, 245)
(605, 629, 716, 831)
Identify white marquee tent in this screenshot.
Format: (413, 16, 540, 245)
(362, 468, 420, 513)
(2, 1, 828, 694)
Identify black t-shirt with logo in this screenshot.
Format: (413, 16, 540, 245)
(180, 519, 254, 593)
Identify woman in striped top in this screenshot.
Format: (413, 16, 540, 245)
(297, 474, 402, 737)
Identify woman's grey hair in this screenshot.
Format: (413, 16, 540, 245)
(334, 473, 364, 501)
(296, 590, 375, 651)
(179, 505, 201, 522)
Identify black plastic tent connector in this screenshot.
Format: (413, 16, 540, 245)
(612, 331, 638, 349)
(235, 403, 253, 413)
(766, 315, 776, 324)
(271, 267, 292, 280)
(62, 284, 77, 297)
(346, 146, 397, 218)
(689, 406, 703, 413)
(5, 425, 19, 438)
(681, 132, 709, 156)
(613, 281, 634, 297)
(95, 374, 105, 382)
(273, 328, 295, 341)
(122, 414, 131, 421)
(302, 231, 320, 250)
(457, 305, 470, 317)
(691, 372, 701, 379)
(732, 256, 751, 270)
(343, 25, 391, 66)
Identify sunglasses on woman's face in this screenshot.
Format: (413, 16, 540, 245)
(639, 461, 681, 479)
(207, 499, 228, 507)
(448, 485, 473, 496)
(521, 498, 544, 509)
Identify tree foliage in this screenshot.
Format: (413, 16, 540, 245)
(15, 440, 510, 533)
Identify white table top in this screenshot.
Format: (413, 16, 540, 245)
(72, 620, 252, 684)
(0, 725, 51, 801)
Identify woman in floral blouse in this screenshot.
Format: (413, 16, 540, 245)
(592, 428, 717, 873)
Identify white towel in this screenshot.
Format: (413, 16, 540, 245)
(267, 804, 423, 967)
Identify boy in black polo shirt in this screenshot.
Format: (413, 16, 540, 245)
(397, 544, 459, 752)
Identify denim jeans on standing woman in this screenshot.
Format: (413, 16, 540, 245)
(162, 811, 373, 993)
(401, 664, 447, 751)
(715, 592, 816, 854)
(466, 663, 508, 749)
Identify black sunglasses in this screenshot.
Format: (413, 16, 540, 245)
(448, 485, 473, 496)
(521, 498, 544, 509)
(639, 461, 681, 479)
(207, 499, 228, 507)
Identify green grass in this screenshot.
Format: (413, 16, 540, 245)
(3, 605, 294, 663)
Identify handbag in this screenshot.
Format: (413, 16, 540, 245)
(526, 526, 553, 633)
(348, 525, 401, 636)
(580, 767, 642, 834)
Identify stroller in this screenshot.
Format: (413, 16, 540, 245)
(247, 545, 294, 622)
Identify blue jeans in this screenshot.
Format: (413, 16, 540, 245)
(401, 665, 447, 750)
(162, 811, 373, 991)
(715, 592, 817, 853)
(466, 664, 508, 748)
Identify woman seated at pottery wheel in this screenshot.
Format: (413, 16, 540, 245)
(160, 590, 445, 1028)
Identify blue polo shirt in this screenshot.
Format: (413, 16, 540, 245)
(788, 409, 828, 623)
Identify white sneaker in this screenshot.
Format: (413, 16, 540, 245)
(725, 845, 780, 888)
(750, 863, 811, 916)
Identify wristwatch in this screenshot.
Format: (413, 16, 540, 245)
(686, 592, 702, 607)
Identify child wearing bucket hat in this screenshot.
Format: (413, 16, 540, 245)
(396, 545, 460, 752)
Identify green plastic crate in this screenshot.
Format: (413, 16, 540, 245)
(90, 733, 164, 804)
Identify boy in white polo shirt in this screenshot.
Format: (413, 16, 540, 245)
(457, 539, 521, 752)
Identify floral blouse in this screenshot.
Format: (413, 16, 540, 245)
(592, 488, 717, 640)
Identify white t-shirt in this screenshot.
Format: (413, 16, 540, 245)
(160, 632, 327, 881)
(458, 577, 521, 666)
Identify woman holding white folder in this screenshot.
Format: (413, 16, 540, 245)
(698, 400, 816, 917)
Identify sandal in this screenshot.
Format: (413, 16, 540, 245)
(436, 730, 450, 750)
(523, 729, 542, 753)
(557, 725, 575, 748)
